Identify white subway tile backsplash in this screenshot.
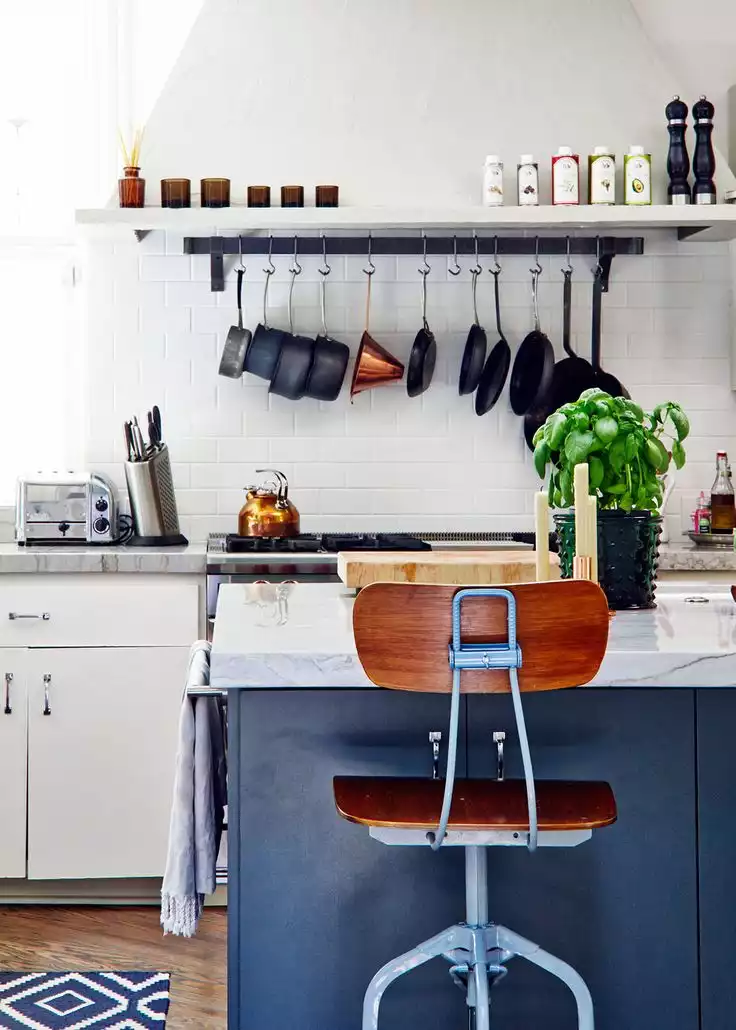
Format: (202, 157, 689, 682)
(83, 236, 734, 542)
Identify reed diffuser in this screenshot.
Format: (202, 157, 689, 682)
(118, 127, 145, 208)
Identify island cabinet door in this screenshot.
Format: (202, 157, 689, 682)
(0, 650, 28, 878)
(26, 646, 189, 879)
(229, 689, 470, 1030)
(467, 688, 699, 1030)
(696, 689, 736, 1030)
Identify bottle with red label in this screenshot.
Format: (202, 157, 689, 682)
(552, 146, 580, 205)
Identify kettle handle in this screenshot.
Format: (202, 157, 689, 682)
(256, 468, 289, 507)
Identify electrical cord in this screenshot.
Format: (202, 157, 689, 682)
(116, 513, 135, 545)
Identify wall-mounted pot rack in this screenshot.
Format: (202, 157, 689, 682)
(182, 234, 644, 293)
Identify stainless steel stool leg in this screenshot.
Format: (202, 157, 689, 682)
(362, 925, 469, 1030)
(471, 927, 491, 1030)
(494, 925, 595, 1030)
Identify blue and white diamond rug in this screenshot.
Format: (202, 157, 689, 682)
(0, 971, 170, 1029)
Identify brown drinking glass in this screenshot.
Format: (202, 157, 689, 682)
(248, 185, 271, 208)
(119, 166, 145, 208)
(161, 178, 191, 208)
(315, 184, 339, 207)
(201, 178, 231, 208)
(281, 185, 305, 208)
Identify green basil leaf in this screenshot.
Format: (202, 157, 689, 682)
(609, 438, 626, 473)
(532, 425, 546, 447)
(624, 433, 638, 461)
(572, 411, 590, 430)
(652, 403, 665, 424)
(606, 483, 627, 494)
(669, 407, 690, 442)
(645, 437, 669, 472)
(564, 430, 595, 466)
(545, 412, 568, 452)
(533, 439, 550, 479)
(579, 388, 610, 403)
(594, 416, 618, 444)
(560, 467, 573, 507)
(593, 399, 612, 417)
(589, 455, 604, 489)
(672, 438, 686, 470)
(625, 401, 645, 422)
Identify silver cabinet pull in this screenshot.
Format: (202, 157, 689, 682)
(3, 673, 11, 715)
(42, 674, 51, 716)
(493, 731, 506, 782)
(429, 731, 442, 780)
(8, 612, 50, 621)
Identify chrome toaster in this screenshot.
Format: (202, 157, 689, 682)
(16, 472, 120, 545)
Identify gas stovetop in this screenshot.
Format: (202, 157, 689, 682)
(212, 532, 432, 555)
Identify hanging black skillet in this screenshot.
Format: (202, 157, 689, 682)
(407, 241, 436, 397)
(475, 256, 511, 416)
(591, 263, 629, 398)
(509, 250, 555, 415)
(458, 236, 487, 395)
(523, 254, 598, 449)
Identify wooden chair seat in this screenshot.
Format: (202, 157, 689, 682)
(334, 776, 617, 832)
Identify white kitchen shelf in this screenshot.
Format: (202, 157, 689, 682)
(75, 204, 736, 241)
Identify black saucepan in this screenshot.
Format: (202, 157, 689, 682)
(269, 333, 315, 400)
(509, 265, 554, 415)
(458, 269, 486, 395)
(245, 269, 284, 380)
(407, 268, 436, 397)
(304, 273, 349, 401)
(591, 265, 629, 398)
(475, 267, 511, 415)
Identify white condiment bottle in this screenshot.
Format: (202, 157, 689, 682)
(552, 146, 580, 205)
(588, 146, 616, 204)
(517, 155, 539, 206)
(482, 155, 504, 207)
(624, 145, 652, 205)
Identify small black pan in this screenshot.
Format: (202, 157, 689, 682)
(269, 333, 315, 400)
(304, 273, 349, 401)
(218, 266, 252, 379)
(475, 267, 511, 415)
(245, 269, 284, 380)
(591, 265, 629, 398)
(459, 269, 486, 395)
(407, 267, 436, 397)
(509, 265, 554, 415)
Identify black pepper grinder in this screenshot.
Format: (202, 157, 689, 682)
(692, 95, 717, 205)
(666, 95, 691, 204)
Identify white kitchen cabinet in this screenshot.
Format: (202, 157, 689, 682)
(26, 646, 189, 880)
(0, 651, 27, 878)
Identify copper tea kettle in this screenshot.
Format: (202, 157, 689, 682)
(238, 469, 300, 538)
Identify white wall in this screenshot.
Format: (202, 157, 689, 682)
(82, 0, 736, 542)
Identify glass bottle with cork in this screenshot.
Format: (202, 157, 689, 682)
(710, 450, 735, 533)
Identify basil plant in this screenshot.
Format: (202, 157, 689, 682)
(533, 389, 689, 512)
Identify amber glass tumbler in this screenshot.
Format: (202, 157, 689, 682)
(315, 185, 339, 207)
(201, 178, 231, 207)
(161, 178, 191, 208)
(281, 185, 304, 207)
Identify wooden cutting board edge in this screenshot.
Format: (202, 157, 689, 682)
(337, 549, 561, 588)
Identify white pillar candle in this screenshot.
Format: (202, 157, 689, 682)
(534, 491, 550, 581)
(573, 463, 590, 561)
(588, 494, 599, 583)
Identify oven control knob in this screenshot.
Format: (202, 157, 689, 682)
(95, 497, 108, 512)
(93, 517, 110, 534)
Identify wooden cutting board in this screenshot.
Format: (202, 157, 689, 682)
(337, 550, 560, 589)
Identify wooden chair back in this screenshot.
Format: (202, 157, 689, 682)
(353, 579, 609, 694)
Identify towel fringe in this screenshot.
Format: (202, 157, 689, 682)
(160, 891, 204, 938)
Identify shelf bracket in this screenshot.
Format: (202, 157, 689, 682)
(210, 236, 225, 292)
(133, 229, 151, 242)
(597, 250, 615, 293)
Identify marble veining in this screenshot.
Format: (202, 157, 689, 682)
(211, 582, 736, 691)
(0, 542, 206, 574)
(658, 542, 736, 572)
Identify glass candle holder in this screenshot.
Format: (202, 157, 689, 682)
(281, 185, 304, 207)
(200, 178, 231, 208)
(315, 184, 339, 207)
(161, 178, 191, 208)
(119, 166, 145, 208)
(247, 185, 271, 208)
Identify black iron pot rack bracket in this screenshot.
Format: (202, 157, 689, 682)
(182, 234, 643, 293)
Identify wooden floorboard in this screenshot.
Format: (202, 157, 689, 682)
(0, 905, 226, 1029)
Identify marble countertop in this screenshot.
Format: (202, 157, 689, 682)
(658, 541, 736, 572)
(210, 581, 736, 690)
(0, 542, 206, 574)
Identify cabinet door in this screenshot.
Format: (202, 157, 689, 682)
(27, 646, 189, 879)
(0, 650, 27, 878)
(467, 689, 698, 1030)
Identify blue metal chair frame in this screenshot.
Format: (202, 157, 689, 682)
(361, 587, 595, 1030)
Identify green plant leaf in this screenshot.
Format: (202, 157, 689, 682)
(652, 403, 665, 424)
(605, 483, 627, 494)
(625, 401, 645, 422)
(579, 388, 610, 403)
(545, 412, 568, 452)
(645, 437, 669, 472)
(533, 439, 550, 479)
(672, 438, 686, 470)
(594, 416, 618, 444)
(669, 406, 690, 442)
(564, 431, 595, 465)
(532, 425, 545, 447)
(589, 455, 604, 489)
(609, 438, 626, 473)
(624, 433, 638, 461)
(560, 467, 573, 507)
(571, 411, 590, 430)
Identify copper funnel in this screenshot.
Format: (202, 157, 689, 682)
(350, 331, 405, 398)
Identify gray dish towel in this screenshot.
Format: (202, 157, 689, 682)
(161, 640, 227, 937)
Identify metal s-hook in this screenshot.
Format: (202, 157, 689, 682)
(471, 231, 483, 276)
(530, 236, 543, 277)
(319, 233, 331, 278)
(318, 234, 330, 337)
(561, 235, 573, 276)
(290, 235, 302, 277)
(449, 234, 461, 276)
(363, 233, 376, 277)
(237, 235, 245, 271)
(418, 232, 431, 277)
(490, 234, 501, 276)
(263, 235, 276, 278)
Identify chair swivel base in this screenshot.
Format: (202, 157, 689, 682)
(361, 846, 595, 1030)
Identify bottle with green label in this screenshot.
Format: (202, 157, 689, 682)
(588, 146, 616, 204)
(624, 146, 652, 205)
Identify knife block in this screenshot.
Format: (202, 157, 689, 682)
(124, 444, 187, 546)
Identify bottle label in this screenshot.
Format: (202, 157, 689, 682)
(624, 155, 651, 205)
(589, 155, 615, 204)
(552, 156, 579, 205)
(518, 164, 539, 206)
(483, 165, 504, 207)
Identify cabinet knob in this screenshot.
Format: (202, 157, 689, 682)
(8, 612, 50, 621)
(42, 674, 51, 716)
(3, 672, 12, 715)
